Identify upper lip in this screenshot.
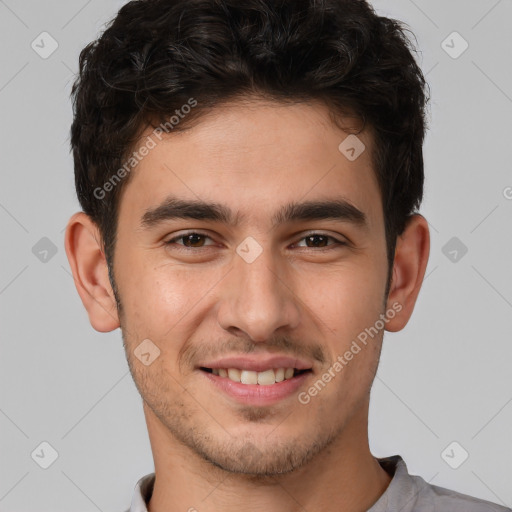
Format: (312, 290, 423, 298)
(199, 356, 313, 373)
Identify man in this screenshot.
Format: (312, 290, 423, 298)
(64, 0, 510, 510)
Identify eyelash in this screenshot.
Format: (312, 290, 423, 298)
(164, 231, 347, 251)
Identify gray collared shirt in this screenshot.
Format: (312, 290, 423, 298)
(126, 455, 511, 512)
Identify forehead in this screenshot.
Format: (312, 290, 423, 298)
(118, 98, 383, 231)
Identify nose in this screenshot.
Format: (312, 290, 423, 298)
(216, 243, 301, 342)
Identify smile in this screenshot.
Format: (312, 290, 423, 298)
(200, 367, 311, 385)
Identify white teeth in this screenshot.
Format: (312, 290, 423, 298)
(274, 368, 285, 382)
(227, 368, 241, 382)
(211, 367, 300, 385)
(240, 370, 258, 384)
(257, 369, 276, 385)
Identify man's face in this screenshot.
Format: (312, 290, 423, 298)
(113, 98, 390, 476)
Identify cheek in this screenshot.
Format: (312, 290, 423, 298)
(300, 262, 385, 332)
(116, 259, 185, 335)
(118, 259, 225, 351)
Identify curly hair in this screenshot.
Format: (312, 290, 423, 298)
(70, 0, 429, 287)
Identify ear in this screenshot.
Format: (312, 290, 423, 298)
(385, 214, 430, 332)
(64, 212, 120, 332)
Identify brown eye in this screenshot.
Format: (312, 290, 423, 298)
(294, 233, 345, 249)
(305, 234, 329, 248)
(165, 232, 214, 249)
(181, 234, 206, 247)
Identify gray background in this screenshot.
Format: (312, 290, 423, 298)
(1, 0, 511, 510)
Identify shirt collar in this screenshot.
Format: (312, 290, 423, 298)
(128, 470, 155, 512)
(127, 455, 413, 512)
(368, 455, 424, 512)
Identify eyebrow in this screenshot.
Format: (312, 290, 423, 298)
(140, 195, 368, 231)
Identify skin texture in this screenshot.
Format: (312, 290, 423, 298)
(65, 98, 430, 512)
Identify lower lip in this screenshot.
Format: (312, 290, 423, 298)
(200, 370, 312, 406)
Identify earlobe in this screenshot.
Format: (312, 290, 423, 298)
(64, 212, 120, 332)
(385, 214, 430, 332)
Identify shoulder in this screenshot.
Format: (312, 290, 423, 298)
(417, 479, 511, 511)
(374, 455, 511, 512)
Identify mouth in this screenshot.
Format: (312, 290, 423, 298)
(200, 367, 312, 386)
(199, 365, 313, 405)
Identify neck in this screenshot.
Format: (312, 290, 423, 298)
(145, 401, 392, 512)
